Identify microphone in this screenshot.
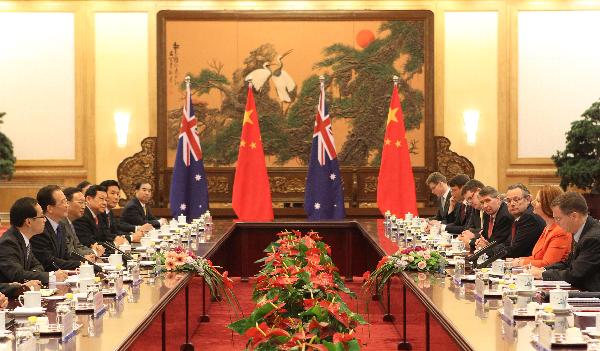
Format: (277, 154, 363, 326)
(475, 246, 509, 269)
(70, 250, 103, 272)
(101, 241, 134, 261)
(467, 240, 501, 263)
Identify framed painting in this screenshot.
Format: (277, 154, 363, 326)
(156, 10, 435, 209)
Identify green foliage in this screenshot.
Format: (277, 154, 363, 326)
(0, 112, 16, 180)
(552, 99, 600, 193)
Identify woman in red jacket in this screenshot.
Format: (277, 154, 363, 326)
(512, 185, 572, 268)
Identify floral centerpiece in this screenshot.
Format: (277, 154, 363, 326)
(363, 246, 445, 294)
(228, 230, 367, 350)
(155, 246, 237, 306)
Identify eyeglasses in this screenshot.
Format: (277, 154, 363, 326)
(504, 196, 524, 204)
(29, 215, 45, 220)
(68, 200, 85, 205)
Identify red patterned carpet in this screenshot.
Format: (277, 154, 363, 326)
(129, 277, 460, 350)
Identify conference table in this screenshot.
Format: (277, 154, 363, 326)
(2, 219, 594, 350)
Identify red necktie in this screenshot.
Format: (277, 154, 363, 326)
(460, 205, 466, 222)
(511, 221, 517, 244)
(487, 215, 495, 238)
(94, 216, 98, 226)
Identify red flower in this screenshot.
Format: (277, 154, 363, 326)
(376, 256, 389, 269)
(318, 300, 351, 327)
(362, 271, 370, 281)
(333, 332, 357, 344)
(244, 322, 290, 349)
(273, 275, 299, 287)
(313, 272, 334, 289)
(221, 271, 234, 290)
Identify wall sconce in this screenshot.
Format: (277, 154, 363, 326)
(463, 110, 480, 145)
(114, 112, 130, 147)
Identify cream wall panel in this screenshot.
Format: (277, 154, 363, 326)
(0, 12, 75, 160)
(444, 11, 498, 187)
(517, 11, 600, 159)
(95, 12, 149, 183)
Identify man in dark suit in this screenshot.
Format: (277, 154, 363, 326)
(31, 185, 82, 271)
(99, 180, 148, 244)
(531, 192, 600, 291)
(445, 174, 471, 234)
(478, 184, 545, 258)
(458, 179, 485, 246)
(426, 172, 455, 224)
(121, 182, 165, 229)
(62, 187, 102, 260)
(73, 185, 112, 248)
(501, 184, 545, 258)
(474, 186, 514, 250)
(0, 197, 68, 285)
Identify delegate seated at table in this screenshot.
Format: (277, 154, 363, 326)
(511, 186, 571, 268)
(530, 192, 600, 291)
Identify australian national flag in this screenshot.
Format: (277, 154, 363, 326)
(304, 78, 345, 220)
(169, 78, 209, 221)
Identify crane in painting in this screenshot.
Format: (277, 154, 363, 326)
(245, 49, 296, 104)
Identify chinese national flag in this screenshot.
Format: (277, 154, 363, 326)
(376, 82, 418, 217)
(232, 84, 274, 221)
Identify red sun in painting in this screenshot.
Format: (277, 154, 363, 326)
(356, 29, 375, 48)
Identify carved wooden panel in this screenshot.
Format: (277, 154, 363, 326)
(117, 137, 157, 204)
(117, 135, 473, 214)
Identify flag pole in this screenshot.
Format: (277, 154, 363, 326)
(393, 75, 399, 85)
(185, 75, 191, 88)
(246, 76, 253, 89)
(319, 75, 325, 87)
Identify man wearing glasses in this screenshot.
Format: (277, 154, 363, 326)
(531, 192, 600, 291)
(475, 184, 545, 258)
(0, 197, 68, 285)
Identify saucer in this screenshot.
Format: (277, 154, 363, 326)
(584, 327, 600, 337)
(39, 288, 57, 297)
(139, 260, 155, 267)
(11, 307, 46, 316)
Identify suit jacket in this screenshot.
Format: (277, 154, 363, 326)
(0, 282, 24, 299)
(73, 207, 111, 247)
(30, 219, 81, 271)
(434, 191, 453, 223)
(121, 198, 160, 229)
(446, 202, 472, 234)
(99, 210, 132, 242)
(481, 202, 514, 244)
(61, 218, 95, 257)
(469, 203, 513, 251)
(521, 222, 571, 268)
(502, 206, 546, 258)
(543, 217, 600, 291)
(0, 227, 49, 284)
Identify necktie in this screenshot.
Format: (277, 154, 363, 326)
(94, 215, 98, 226)
(510, 221, 517, 244)
(25, 243, 31, 266)
(460, 205, 466, 222)
(487, 215, 495, 238)
(143, 206, 147, 217)
(56, 225, 64, 255)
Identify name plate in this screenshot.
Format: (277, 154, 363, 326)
(115, 276, 123, 295)
(61, 311, 74, 341)
(538, 322, 552, 350)
(93, 291, 104, 316)
(475, 278, 485, 297)
(132, 266, 141, 284)
(502, 296, 514, 322)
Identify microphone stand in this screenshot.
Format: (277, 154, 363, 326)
(101, 241, 134, 261)
(475, 246, 509, 269)
(467, 240, 500, 264)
